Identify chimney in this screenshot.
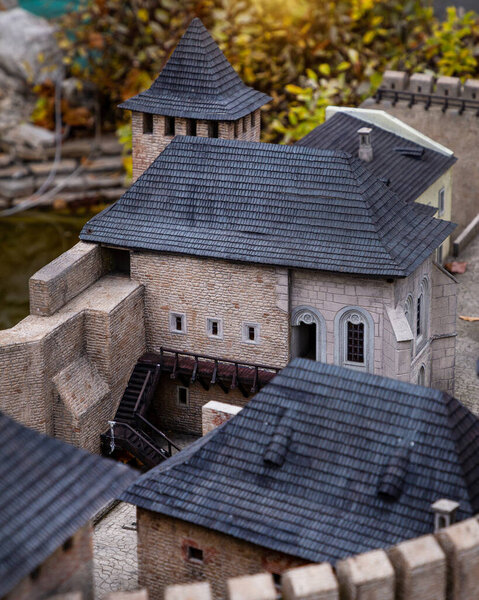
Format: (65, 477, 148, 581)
(358, 127, 373, 162)
(431, 498, 460, 532)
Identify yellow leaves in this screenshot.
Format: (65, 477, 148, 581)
(318, 63, 330, 76)
(362, 30, 375, 45)
(137, 8, 149, 23)
(337, 61, 350, 72)
(286, 84, 306, 95)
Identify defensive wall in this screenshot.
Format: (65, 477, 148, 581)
(161, 516, 479, 600)
(363, 72, 479, 247)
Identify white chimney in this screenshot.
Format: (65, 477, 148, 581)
(431, 498, 460, 532)
(358, 127, 373, 162)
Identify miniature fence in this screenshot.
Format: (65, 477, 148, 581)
(165, 516, 479, 600)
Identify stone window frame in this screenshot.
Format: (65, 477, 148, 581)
(438, 187, 445, 216)
(334, 306, 374, 373)
(416, 277, 429, 353)
(206, 317, 223, 340)
(177, 386, 189, 407)
(290, 305, 326, 362)
(404, 294, 414, 331)
(169, 311, 187, 335)
(242, 322, 260, 345)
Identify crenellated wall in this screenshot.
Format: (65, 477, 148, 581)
(162, 517, 479, 600)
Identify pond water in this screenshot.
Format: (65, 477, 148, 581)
(0, 210, 92, 329)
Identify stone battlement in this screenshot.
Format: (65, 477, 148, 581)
(165, 517, 479, 600)
(377, 71, 479, 110)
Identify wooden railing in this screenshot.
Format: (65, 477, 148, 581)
(375, 87, 479, 115)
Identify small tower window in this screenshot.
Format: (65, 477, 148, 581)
(251, 112, 256, 128)
(187, 546, 203, 563)
(143, 113, 153, 134)
(438, 187, 445, 216)
(177, 386, 189, 407)
(234, 120, 239, 138)
(207, 317, 223, 339)
(208, 121, 219, 138)
(418, 365, 426, 386)
(187, 119, 197, 136)
(242, 117, 247, 133)
(417, 86, 422, 93)
(242, 322, 260, 344)
(165, 116, 175, 136)
(416, 295, 422, 337)
(169, 312, 186, 334)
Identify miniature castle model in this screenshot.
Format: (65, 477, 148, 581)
(121, 359, 479, 598)
(0, 19, 458, 465)
(0, 410, 136, 600)
(363, 70, 479, 249)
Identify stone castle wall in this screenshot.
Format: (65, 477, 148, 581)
(162, 517, 479, 600)
(363, 72, 479, 240)
(131, 109, 261, 180)
(4, 523, 94, 600)
(0, 242, 146, 452)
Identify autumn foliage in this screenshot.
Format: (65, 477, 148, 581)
(34, 1, 479, 143)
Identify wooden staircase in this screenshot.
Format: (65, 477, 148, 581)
(101, 359, 179, 469)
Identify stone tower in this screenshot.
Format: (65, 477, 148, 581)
(119, 18, 271, 180)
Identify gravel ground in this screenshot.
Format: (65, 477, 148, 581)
(453, 233, 479, 413)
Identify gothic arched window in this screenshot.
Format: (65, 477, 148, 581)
(334, 307, 374, 373)
(291, 306, 326, 362)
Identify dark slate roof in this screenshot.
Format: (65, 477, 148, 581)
(80, 136, 455, 277)
(121, 359, 479, 564)
(296, 112, 457, 204)
(0, 412, 138, 596)
(119, 18, 270, 120)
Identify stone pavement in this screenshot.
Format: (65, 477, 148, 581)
(454, 232, 479, 413)
(94, 502, 139, 599)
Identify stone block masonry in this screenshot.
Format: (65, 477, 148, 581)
(0, 252, 146, 451)
(162, 517, 479, 600)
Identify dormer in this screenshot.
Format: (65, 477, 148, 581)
(119, 18, 271, 180)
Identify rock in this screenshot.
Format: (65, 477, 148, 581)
(0, 8, 62, 85)
(4, 123, 56, 149)
(0, 176, 34, 198)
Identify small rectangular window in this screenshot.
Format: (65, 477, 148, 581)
(242, 116, 247, 133)
(177, 386, 189, 407)
(251, 112, 255, 128)
(438, 188, 445, 216)
(187, 119, 197, 136)
(243, 322, 260, 344)
(234, 120, 239, 138)
(436, 244, 443, 264)
(207, 317, 223, 339)
(187, 546, 203, 562)
(208, 121, 219, 138)
(143, 113, 153, 134)
(347, 321, 364, 363)
(165, 116, 175, 136)
(170, 312, 186, 334)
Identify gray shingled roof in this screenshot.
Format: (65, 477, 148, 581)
(296, 112, 457, 205)
(119, 18, 270, 120)
(0, 412, 138, 596)
(121, 359, 479, 564)
(80, 136, 454, 277)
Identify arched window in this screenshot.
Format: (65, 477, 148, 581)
(334, 307, 374, 373)
(418, 365, 426, 386)
(291, 306, 326, 362)
(416, 277, 429, 348)
(404, 294, 414, 331)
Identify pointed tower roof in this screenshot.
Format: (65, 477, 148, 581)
(119, 18, 271, 120)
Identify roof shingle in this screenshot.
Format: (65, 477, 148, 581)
(296, 112, 457, 205)
(119, 18, 270, 120)
(0, 411, 137, 596)
(121, 359, 479, 564)
(80, 136, 455, 277)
